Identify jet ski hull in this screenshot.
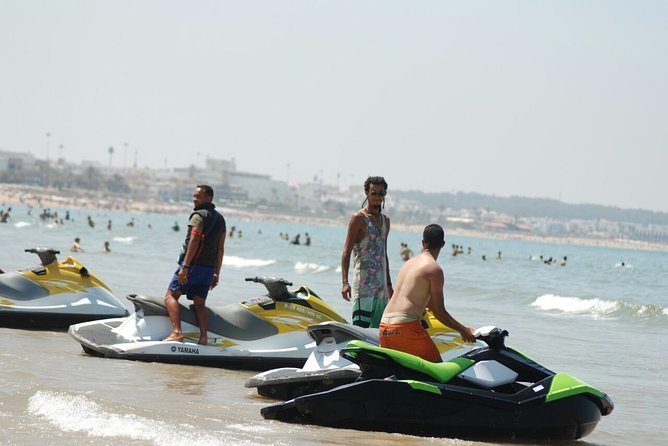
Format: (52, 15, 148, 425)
(0, 310, 128, 331)
(69, 317, 312, 371)
(262, 378, 607, 440)
(69, 279, 348, 371)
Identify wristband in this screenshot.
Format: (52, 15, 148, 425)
(182, 264, 191, 269)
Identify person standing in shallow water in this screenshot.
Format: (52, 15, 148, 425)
(341, 176, 393, 328)
(163, 185, 226, 345)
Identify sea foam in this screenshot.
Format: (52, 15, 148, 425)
(294, 261, 330, 273)
(531, 294, 667, 321)
(27, 391, 262, 446)
(223, 255, 276, 268)
(112, 236, 136, 244)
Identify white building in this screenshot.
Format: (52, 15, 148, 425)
(0, 150, 36, 171)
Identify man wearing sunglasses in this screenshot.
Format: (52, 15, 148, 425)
(341, 176, 393, 328)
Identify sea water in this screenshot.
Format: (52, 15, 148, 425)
(1, 203, 666, 446)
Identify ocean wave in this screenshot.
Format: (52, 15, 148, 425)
(112, 236, 136, 244)
(14, 221, 31, 228)
(224, 255, 276, 268)
(294, 261, 331, 273)
(27, 391, 261, 446)
(531, 294, 667, 321)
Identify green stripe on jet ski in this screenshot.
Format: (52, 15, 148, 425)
(401, 380, 442, 395)
(546, 372, 606, 403)
(344, 340, 474, 383)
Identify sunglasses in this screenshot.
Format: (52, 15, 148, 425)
(369, 191, 386, 197)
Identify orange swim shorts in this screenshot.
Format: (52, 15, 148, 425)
(379, 319, 441, 362)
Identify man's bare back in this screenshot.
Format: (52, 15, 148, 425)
(384, 251, 439, 321)
(381, 224, 476, 344)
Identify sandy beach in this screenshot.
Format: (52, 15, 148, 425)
(2, 182, 666, 252)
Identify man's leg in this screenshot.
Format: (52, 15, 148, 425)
(192, 295, 208, 345)
(163, 289, 184, 342)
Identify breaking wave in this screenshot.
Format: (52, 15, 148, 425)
(531, 294, 667, 321)
(294, 261, 331, 273)
(28, 391, 226, 446)
(27, 391, 264, 446)
(112, 236, 136, 244)
(224, 255, 276, 268)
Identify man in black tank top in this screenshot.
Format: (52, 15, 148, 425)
(164, 185, 226, 345)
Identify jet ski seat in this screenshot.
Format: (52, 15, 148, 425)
(343, 340, 474, 384)
(307, 321, 378, 345)
(457, 360, 519, 389)
(0, 272, 49, 301)
(127, 294, 278, 341)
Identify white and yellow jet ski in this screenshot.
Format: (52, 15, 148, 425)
(69, 276, 348, 371)
(0, 248, 129, 330)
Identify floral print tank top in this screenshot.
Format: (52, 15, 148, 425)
(352, 213, 389, 301)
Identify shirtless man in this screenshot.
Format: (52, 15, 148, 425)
(379, 224, 475, 362)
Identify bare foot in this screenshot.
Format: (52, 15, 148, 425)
(198, 336, 208, 345)
(163, 333, 184, 342)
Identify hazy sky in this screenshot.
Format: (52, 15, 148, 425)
(1, 1, 667, 212)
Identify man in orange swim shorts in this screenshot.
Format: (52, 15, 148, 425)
(379, 224, 476, 362)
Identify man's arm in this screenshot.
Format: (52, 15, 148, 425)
(211, 230, 226, 289)
(384, 215, 393, 299)
(427, 267, 475, 343)
(178, 229, 201, 285)
(341, 213, 363, 301)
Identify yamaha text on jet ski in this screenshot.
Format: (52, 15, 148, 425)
(0, 248, 129, 330)
(69, 276, 347, 370)
(261, 326, 613, 441)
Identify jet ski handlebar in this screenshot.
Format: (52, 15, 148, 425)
(473, 326, 509, 350)
(245, 276, 294, 300)
(25, 248, 60, 266)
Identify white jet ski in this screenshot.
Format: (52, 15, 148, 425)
(246, 317, 481, 400)
(69, 276, 348, 371)
(0, 248, 129, 330)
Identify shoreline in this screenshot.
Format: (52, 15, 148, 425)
(2, 183, 667, 253)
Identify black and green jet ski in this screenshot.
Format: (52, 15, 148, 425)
(261, 326, 613, 441)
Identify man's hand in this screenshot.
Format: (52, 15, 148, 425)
(210, 273, 220, 289)
(341, 282, 351, 301)
(177, 267, 188, 285)
(460, 326, 476, 343)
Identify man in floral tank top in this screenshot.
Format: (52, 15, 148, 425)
(341, 176, 393, 328)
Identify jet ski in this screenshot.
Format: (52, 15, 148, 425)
(246, 318, 480, 400)
(0, 248, 129, 330)
(261, 327, 614, 441)
(69, 276, 348, 371)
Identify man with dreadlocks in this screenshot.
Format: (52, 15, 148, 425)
(341, 176, 393, 328)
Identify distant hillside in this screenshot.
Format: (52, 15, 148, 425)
(393, 190, 668, 226)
